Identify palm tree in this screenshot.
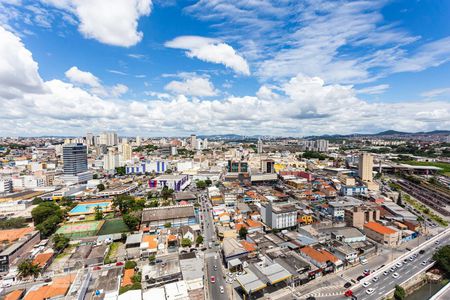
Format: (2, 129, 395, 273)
(17, 259, 42, 279)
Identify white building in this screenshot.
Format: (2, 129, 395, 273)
(261, 203, 297, 229)
(0, 179, 13, 194)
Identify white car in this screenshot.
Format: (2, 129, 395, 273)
(395, 262, 402, 268)
(220, 286, 224, 293)
(421, 261, 428, 266)
(372, 276, 379, 282)
(362, 281, 371, 287)
(383, 270, 390, 276)
(392, 272, 399, 279)
(366, 288, 375, 295)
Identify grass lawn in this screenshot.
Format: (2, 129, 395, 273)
(104, 241, 121, 264)
(98, 218, 130, 235)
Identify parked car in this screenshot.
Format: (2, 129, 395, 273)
(344, 282, 352, 288)
(210, 276, 215, 283)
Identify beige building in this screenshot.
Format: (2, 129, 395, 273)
(364, 221, 399, 247)
(345, 206, 380, 229)
(358, 153, 373, 182)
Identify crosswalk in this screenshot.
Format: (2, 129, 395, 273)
(304, 284, 346, 298)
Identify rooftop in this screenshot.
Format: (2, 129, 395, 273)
(142, 204, 195, 222)
(364, 221, 397, 235)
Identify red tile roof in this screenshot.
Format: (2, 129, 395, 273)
(364, 222, 397, 235)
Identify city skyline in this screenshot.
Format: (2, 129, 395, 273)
(1, 0, 450, 136)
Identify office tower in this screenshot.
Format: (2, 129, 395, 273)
(63, 143, 88, 175)
(190, 134, 197, 149)
(122, 137, 128, 144)
(203, 138, 208, 150)
(136, 136, 141, 146)
(257, 138, 263, 154)
(358, 153, 373, 182)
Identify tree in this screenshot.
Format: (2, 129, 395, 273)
(93, 174, 98, 179)
(113, 195, 135, 214)
(239, 226, 248, 239)
(97, 183, 105, 191)
(394, 285, 406, 300)
(147, 200, 158, 208)
(433, 245, 450, 278)
(181, 238, 192, 248)
(196, 235, 204, 246)
(31, 202, 62, 225)
(196, 180, 207, 189)
(397, 192, 403, 207)
(123, 214, 139, 230)
(94, 206, 103, 220)
(125, 260, 137, 269)
(161, 186, 174, 200)
(32, 197, 44, 205)
(36, 215, 62, 238)
(53, 234, 70, 252)
(115, 167, 126, 176)
(17, 259, 42, 279)
(164, 222, 172, 228)
(205, 179, 212, 186)
(149, 254, 156, 263)
(0, 217, 27, 229)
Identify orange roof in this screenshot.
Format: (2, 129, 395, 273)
(240, 241, 257, 252)
(121, 269, 135, 287)
(235, 223, 248, 232)
(364, 222, 396, 235)
(168, 234, 178, 242)
(5, 290, 24, 300)
(219, 212, 230, 217)
(142, 235, 158, 249)
(245, 219, 262, 228)
(0, 227, 33, 243)
(300, 246, 339, 264)
(33, 252, 53, 268)
(24, 274, 75, 300)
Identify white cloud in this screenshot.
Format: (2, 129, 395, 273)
(1, 25, 449, 137)
(165, 76, 218, 97)
(356, 84, 390, 95)
(43, 0, 152, 47)
(110, 84, 129, 97)
(65, 66, 101, 87)
(421, 87, 450, 99)
(165, 36, 250, 75)
(0, 26, 45, 98)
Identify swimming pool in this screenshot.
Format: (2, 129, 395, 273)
(70, 202, 110, 214)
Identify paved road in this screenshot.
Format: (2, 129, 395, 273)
(352, 229, 450, 300)
(200, 193, 229, 300)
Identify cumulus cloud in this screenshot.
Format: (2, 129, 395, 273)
(164, 75, 218, 97)
(0, 26, 45, 98)
(1, 25, 449, 137)
(43, 0, 152, 47)
(65, 66, 101, 87)
(165, 36, 250, 75)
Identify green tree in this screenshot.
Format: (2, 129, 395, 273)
(149, 254, 156, 263)
(36, 215, 62, 238)
(53, 234, 70, 252)
(433, 245, 450, 278)
(164, 222, 172, 228)
(115, 167, 126, 176)
(97, 183, 105, 191)
(93, 174, 98, 179)
(0, 217, 27, 229)
(181, 238, 192, 248)
(205, 179, 212, 186)
(17, 259, 42, 279)
(32, 197, 44, 205)
(123, 214, 139, 230)
(196, 180, 207, 189)
(161, 186, 174, 200)
(125, 260, 137, 269)
(147, 200, 158, 208)
(394, 285, 406, 300)
(31, 202, 62, 225)
(239, 226, 248, 239)
(195, 235, 204, 246)
(94, 206, 103, 220)
(113, 195, 135, 214)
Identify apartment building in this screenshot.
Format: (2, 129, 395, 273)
(364, 221, 399, 247)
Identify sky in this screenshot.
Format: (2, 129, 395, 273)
(0, 0, 449, 137)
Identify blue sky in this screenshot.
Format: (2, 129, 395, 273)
(0, 0, 449, 136)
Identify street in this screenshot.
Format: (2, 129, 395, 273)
(200, 192, 229, 300)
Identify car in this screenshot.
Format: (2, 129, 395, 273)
(227, 272, 233, 277)
(390, 267, 396, 272)
(366, 288, 375, 295)
(435, 240, 440, 245)
(403, 259, 408, 264)
(2, 283, 12, 288)
(419, 249, 425, 254)
(372, 276, 379, 282)
(220, 286, 224, 293)
(413, 253, 418, 258)
(357, 275, 365, 281)
(421, 260, 428, 266)
(93, 266, 101, 270)
(409, 256, 414, 261)
(213, 265, 217, 271)
(362, 281, 371, 287)
(344, 290, 353, 297)
(392, 273, 399, 279)
(396, 262, 402, 268)
(115, 262, 124, 266)
(210, 276, 215, 283)
(344, 282, 352, 288)
(383, 270, 390, 276)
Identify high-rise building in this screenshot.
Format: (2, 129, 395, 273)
(358, 153, 373, 182)
(120, 142, 132, 162)
(136, 136, 141, 146)
(190, 134, 197, 149)
(85, 133, 95, 147)
(257, 138, 263, 154)
(315, 139, 329, 152)
(99, 131, 118, 146)
(63, 143, 88, 176)
(203, 138, 208, 150)
(104, 148, 119, 171)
